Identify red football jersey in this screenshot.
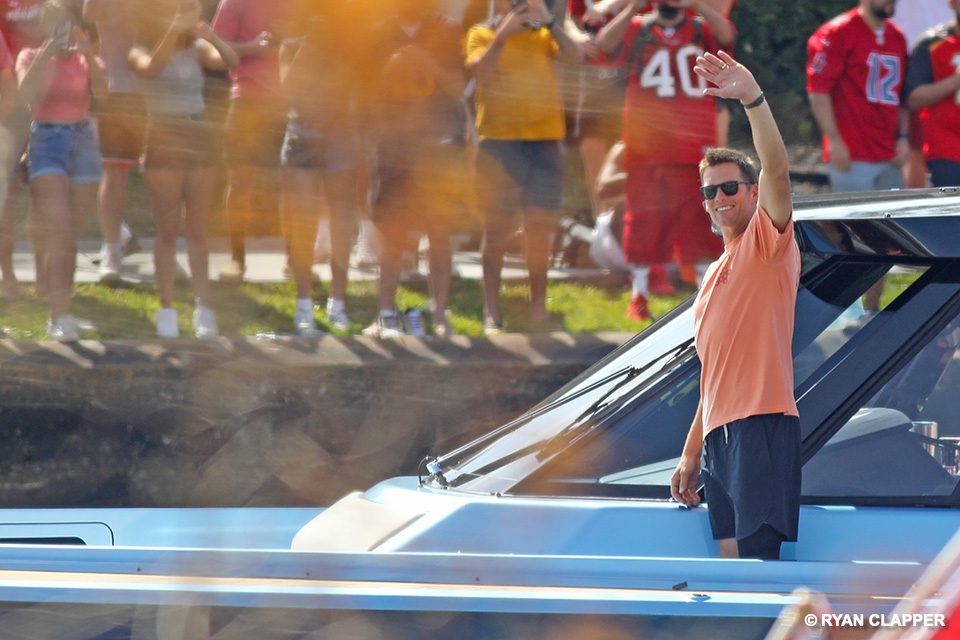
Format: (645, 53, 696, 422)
(807, 8, 908, 163)
(618, 15, 718, 165)
(906, 25, 960, 164)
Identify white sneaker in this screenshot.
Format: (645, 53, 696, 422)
(60, 314, 96, 333)
(403, 308, 426, 337)
(98, 246, 122, 283)
(362, 309, 403, 339)
(193, 306, 219, 339)
(156, 308, 179, 338)
(294, 306, 323, 336)
(325, 299, 350, 332)
(46, 315, 80, 341)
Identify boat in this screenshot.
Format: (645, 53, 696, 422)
(2, 188, 960, 639)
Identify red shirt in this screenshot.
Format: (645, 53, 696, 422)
(212, 0, 291, 101)
(15, 49, 98, 122)
(807, 9, 908, 163)
(618, 15, 717, 165)
(0, 0, 41, 58)
(905, 23, 960, 164)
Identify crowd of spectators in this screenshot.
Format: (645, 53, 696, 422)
(0, 0, 956, 339)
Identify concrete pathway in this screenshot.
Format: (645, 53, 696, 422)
(10, 237, 615, 285)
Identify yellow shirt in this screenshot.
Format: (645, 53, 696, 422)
(693, 207, 801, 437)
(465, 24, 565, 141)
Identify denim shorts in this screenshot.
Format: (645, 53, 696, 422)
(280, 119, 359, 174)
(27, 120, 102, 183)
(701, 413, 801, 543)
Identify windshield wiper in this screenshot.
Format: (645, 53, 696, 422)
(423, 337, 696, 487)
(419, 362, 657, 487)
(535, 338, 695, 460)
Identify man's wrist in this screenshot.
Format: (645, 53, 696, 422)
(742, 91, 765, 109)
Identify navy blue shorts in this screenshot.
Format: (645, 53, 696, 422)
(701, 413, 801, 544)
(927, 159, 960, 189)
(477, 139, 563, 215)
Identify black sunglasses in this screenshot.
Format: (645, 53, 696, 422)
(699, 181, 754, 200)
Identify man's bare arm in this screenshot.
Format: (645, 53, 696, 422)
(908, 73, 960, 109)
(683, 0, 735, 49)
(696, 50, 792, 230)
(596, 0, 647, 54)
(671, 399, 703, 507)
(808, 92, 851, 172)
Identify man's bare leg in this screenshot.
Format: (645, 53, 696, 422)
(718, 538, 739, 558)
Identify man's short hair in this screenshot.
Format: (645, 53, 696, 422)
(699, 148, 759, 184)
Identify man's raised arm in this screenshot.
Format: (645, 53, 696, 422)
(695, 51, 792, 230)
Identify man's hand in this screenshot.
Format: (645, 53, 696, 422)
(893, 136, 910, 168)
(694, 50, 760, 104)
(499, 5, 531, 36)
(526, 0, 553, 24)
(830, 137, 852, 172)
(670, 454, 702, 507)
(630, 0, 650, 10)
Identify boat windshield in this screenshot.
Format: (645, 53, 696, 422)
(436, 257, 947, 499)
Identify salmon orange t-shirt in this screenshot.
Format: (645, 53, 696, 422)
(693, 206, 801, 438)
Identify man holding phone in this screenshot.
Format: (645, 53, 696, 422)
(465, 0, 582, 334)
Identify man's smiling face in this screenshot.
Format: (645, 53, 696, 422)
(701, 163, 759, 242)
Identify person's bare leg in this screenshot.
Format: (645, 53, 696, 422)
(98, 164, 130, 245)
(481, 224, 508, 325)
(863, 280, 883, 314)
(0, 170, 18, 296)
(27, 194, 48, 297)
(323, 171, 356, 302)
(524, 206, 553, 323)
(30, 174, 72, 317)
(183, 165, 215, 306)
(145, 168, 186, 308)
(718, 538, 739, 558)
(579, 136, 611, 217)
(426, 226, 452, 318)
(223, 163, 257, 268)
(282, 167, 321, 300)
(376, 222, 403, 312)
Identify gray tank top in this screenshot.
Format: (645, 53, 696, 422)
(140, 42, 205, 117)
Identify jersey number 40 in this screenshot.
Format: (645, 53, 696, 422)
(640, 45, 708, 99)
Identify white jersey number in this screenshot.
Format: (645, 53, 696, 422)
(639, 45, 707, 99)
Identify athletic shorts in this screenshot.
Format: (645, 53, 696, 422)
(223, 97, 286, 167)
(476, 139, 563, 217)
(623, 163, 721, 265)
(827, 161, 902, 193)
(27, 120, 102, 183)
(927, 159, 960, 188)
(143, 114, 218, 169)
(701, 413, 801, 543)
(98, 92, 146, 167)
(280, 119, 359, 174)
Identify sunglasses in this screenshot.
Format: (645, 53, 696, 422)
(699, 181, 754, 200)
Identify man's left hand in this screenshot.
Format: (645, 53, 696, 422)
(694, 50, 761, 105)
(893, 136, 910, 168)
(526, 0, 555, 24)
